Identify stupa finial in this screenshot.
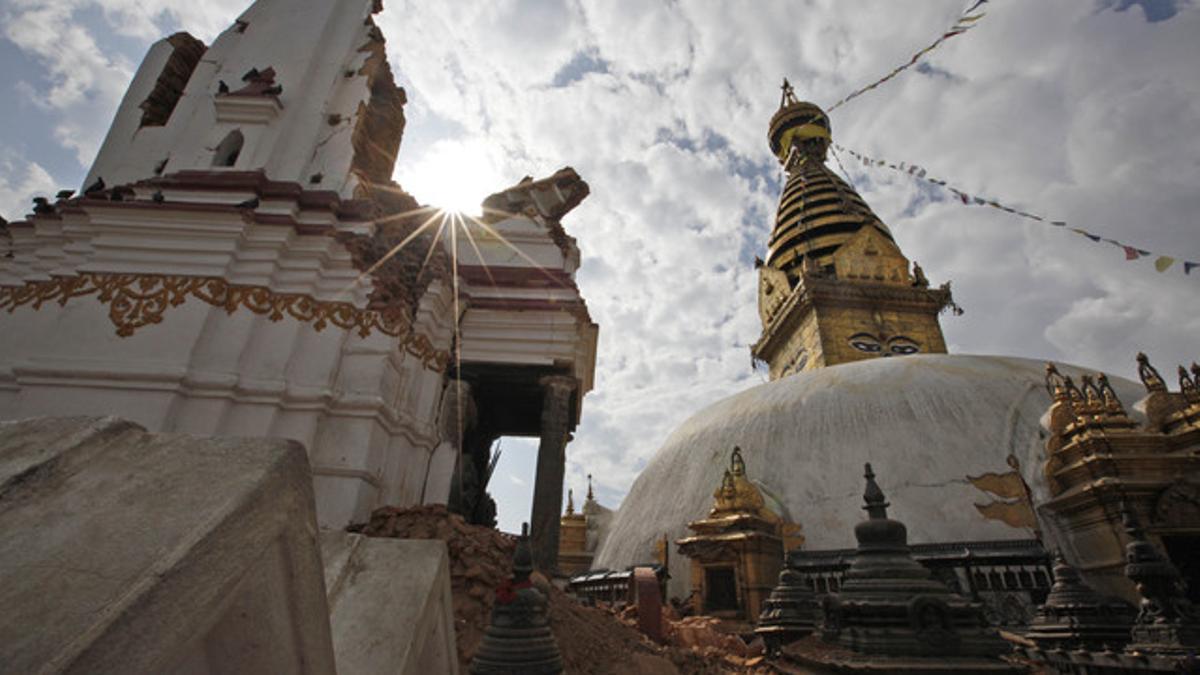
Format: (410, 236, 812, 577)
(565, 489, 575, 515)
(513, 522, 533, 580)
(863, 462, 889, 519)
(586, 473, 594, 501)
(780, 77, 799, 108)
(1137, 352, 1166, 393)
(730, 446, 746, 477)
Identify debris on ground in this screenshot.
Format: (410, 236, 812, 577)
(354, 504, 775, 674)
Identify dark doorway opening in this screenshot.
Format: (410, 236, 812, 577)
(1162, 535, 1200, 604)
(704, 566, 739, 613)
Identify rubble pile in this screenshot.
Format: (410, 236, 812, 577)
(350, 504, 777, 672)
(350, 505, 516, 668)
(355, 505, 760, 674)
(615, 605, 770, 672)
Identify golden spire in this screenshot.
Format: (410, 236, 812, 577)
(709, 447, 769, 518)
(566, 488, 575, 516)
(764, 83, 892, 280)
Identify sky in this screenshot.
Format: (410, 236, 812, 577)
(1, 0, 1198, 533)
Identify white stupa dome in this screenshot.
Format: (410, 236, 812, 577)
(593, 354, 1144, 599)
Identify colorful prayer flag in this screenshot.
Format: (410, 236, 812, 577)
(828, 0, 991, 111)
(1154, 256, 1175, 272)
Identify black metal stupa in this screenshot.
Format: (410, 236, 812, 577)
(755, 567, 818, 656)
(1122, 507, 1200, 657)
(469, 523, 564, 675)
(1024, 552, 1135, 651)
(819, 463, 1014, 664)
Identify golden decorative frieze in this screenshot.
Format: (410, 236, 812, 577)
(0, 272, 450, 372)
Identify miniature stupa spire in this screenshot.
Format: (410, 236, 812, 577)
(470, 523, 564, 674)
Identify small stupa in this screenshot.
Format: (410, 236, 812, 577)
(470, 523, 564, 675)
(816, 463, 1015, 670)
(1122, 508, 1200, 657)
(1024, 553, 1134, 651)
(755, 567, 818, 656)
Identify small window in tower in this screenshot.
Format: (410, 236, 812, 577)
(212, 130, 244, 167)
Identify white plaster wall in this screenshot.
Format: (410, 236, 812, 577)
(0, 199, 454, 529)
(86, 0, 383, 198)
(593, 354, 1146, 600)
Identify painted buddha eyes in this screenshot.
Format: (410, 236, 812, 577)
(849, 334, 920, 355)
(849, 334, 883, 353)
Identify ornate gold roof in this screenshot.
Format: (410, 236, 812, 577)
(707, 447, 773, 521)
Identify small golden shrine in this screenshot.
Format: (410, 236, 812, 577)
(1041, 355, 1200, 602)
(676, 447, 790, 624)
(557, 488, 592, 576)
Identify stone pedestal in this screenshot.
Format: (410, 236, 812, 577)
(0, 416, 336, 675)
(321, 532, 460, 675)
(531, 375, 576, 574)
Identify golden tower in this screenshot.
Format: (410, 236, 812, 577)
(752, 81, 955, 379)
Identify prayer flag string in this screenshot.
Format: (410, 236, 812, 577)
(827, 0, 991, 112)
(835, 143, 1197, 277)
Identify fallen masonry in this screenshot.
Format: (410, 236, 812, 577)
(351, 504, 776, 674)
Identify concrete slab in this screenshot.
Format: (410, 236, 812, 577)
(322, 530, 459, 675)
(0, 416, 336, 675)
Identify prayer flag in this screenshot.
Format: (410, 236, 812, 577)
(1154, 256, 1175, 272)
(1185, 261, 1198, 275)
(1123, 246, 1142, 260)
(1050, 221, 1066, 227)
(1071, 228, 1101, 243)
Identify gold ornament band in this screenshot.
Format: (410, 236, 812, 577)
(0, 273, 451, 372)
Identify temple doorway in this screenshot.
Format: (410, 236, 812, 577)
(704, 566, 739, 613)
(1162, 535, 1200, 604)
(487, 437, 541, 535)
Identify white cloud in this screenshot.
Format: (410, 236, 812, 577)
(378, 0, 1200, 503)
(0, 149, 57, 221)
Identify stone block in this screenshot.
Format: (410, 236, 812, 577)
(0, 416, 336, 675)
(321, 531, 459, 675)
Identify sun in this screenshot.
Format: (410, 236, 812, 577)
(394, 138, 504, 216)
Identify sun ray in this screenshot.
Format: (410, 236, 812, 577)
(335, 205, 443, 300)
(415, 214, 449, 285)
(458, 212, 499, 289)
(450, 211, 465, 501)
(461, 211, 575, 291)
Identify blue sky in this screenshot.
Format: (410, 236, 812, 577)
(2, 0, 1199, 532)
